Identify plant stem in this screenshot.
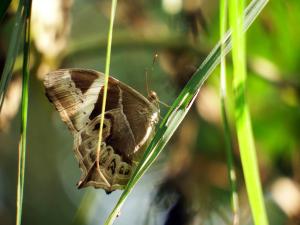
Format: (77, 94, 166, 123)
(95, 0, 118, 220)
(104, 1, 269, 225)
(229, 0, 269, 224)
(0, 0, 25, 111)
(219, 0, 239, 224)
(16, 0, 32, 225)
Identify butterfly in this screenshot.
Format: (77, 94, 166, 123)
(43, 68, 160, 193)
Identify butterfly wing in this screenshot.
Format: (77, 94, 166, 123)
(44, 68, 104, 132)
(44, 68, 159, 192)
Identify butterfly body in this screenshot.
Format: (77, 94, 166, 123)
(44, 69, 159, 192)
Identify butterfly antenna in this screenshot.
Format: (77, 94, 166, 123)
(151, 53, 171, 109)
(145, 52, 158, 96)
(152, 52, 159, 68)
(158, 99, 171, 108)
(145, 69, 150, 96)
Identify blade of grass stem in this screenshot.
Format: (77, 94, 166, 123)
(16, 0, 32, 225)
(72, 1, 118, 224)
(219, 0, 239, 224)
(229, 0, 269, 224)
(95, 0, 118, 191)
(104, 1, 268, 225)
(0, 0, 26, 111)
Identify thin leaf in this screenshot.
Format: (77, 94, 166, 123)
(219, 0, 239, 224)
(72, 1, 118, 224)
(96, 0, 118, 191)
(104, 0, 269, 225)
(0, 0, 26, 111)
(16, 0, 32, 225)
(229, 0, 269, 224)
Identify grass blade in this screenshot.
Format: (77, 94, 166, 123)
(229, 0, 269, 224)
(219, 0, 239, 224)
(16, 0, 32, 224)
(104, 0, 268, 225)
(0, 0, 25, 111)
(95, 0, 118, 193)
(72, 1, 118, 224)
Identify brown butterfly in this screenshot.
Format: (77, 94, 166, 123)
(44, 68, 160, 193)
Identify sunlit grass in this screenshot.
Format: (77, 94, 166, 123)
(95, 0, 118, 191)
(219, 0, 239, 224)
(72, 1, 119, 224)
(229, 0, 269, 224)
(16, 1, 32, 225)
(104, 1, 269, 225)
(0, 0, 33, 224)
(0, 0, 26, 110)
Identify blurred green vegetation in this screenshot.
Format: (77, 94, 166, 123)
(0, 0, 299, 225)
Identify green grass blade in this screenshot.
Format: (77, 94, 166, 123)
(0, 0, 12, 21)
(0, 0, 26, 111)
(104, 1, 268, 225)
(72, 1, 118, 224)
(16, 0, 32, 225)
(229, 0, 269, 224)
(96, 0, 118, 183)
(219, 0, 239, 224)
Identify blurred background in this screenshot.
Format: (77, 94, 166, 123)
(1, 0, 300, 224)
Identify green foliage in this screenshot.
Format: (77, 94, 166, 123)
(219, 0, 239, 223)
(104, 1, 268, 224)
(16, 0, 32, 225)
(229, 0, 269, 224)
(0, 0, 25, 110)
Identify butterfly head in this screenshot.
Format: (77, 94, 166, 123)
(147, 90, 160, 123)
(148, 90, 160, 108)
(148, 90, 158, 103)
